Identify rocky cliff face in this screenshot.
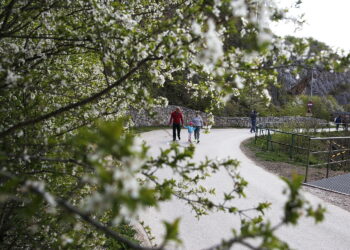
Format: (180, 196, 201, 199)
(272, 69, 350, 105)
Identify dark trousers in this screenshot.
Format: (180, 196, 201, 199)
(194, 126, 201, 140)
(172, 123, 181, 141)
(250, 120, 256, 133)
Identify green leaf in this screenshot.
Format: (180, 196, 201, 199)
(163, 218, 182, 243)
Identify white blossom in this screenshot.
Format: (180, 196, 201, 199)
(231, 0, 248, 17)
(192, 22, 202, 35)
(235, 75, 244, 89)
(263, 89, 271, 101)
(61, 235, 73, 246)
(5, 70, 21, 85)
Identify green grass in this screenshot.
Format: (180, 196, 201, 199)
(247, 131, 345, 168)
(318, 131, 350, 137)
(245, 137, 328, 167)
(245, 138, 307, 167)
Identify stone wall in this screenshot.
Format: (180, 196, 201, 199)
(129, 105, 210, 127)
(129, 105, 327, 128)
(213, 115, 327, 128)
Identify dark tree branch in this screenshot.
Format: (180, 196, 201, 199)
(23, 170, 79, 178)
(0, 0, 17, 32)
(0, 55, 161, 138)
(0, 34, 92, 42)
(26, 182, 163, 250)
(53, 107, 123, 137)
(0, 170, 163, 249)
(1, 8, 43, 38)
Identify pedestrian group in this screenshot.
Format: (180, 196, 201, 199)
(169, 107, 204, 143)
(169, 107, 259, 143)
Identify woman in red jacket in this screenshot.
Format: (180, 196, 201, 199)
(169, 107, 184, 141)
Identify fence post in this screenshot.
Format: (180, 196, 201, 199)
(305, 137, 311, 183)
(348, 138, 350, 169)
(326, 139, 332, 178)
(290, 134, 295, 159)
(255, 124, 261, 144)
(255, 127, 257, 144)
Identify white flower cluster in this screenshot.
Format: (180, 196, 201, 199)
(194, 19, 224, 71)
(262, 89, 271, 101)
(81, 136, 149, 223)
(5, 70, 21, 85)
(61, 234, 73, 246)
(256, 2, 273, 44)
(231, 0, 248, 17)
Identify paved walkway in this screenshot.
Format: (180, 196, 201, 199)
(139, 129, 350, 250)
(306, 173, 350, 195)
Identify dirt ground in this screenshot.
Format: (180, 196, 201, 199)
(240, 139, 350, 213)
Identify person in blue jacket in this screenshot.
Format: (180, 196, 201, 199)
(250, 110, 257, 133)
(184, 122, 195, 143)
(334, 115, 342, 131)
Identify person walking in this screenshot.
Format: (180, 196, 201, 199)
(192, 111, 204, 143)
(250, 110, 257, 133)
(184, 122, 195, 143)
(334, 115, 342, 131)
(169, 107, 184, 141)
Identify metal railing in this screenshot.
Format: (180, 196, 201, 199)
(305, 136, 350, 182)
(255, 126, 350, 183)
(255, 127, 310, 159)
(260, 121, 348, 133)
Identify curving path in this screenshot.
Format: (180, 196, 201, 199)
(139, 129, 350, 250)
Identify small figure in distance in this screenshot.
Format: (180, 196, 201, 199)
(192, 111, 204, 143)
(250, 110, 257, 133)
(184, 122, 195, 143)
(169, 107, 184, 141)
(334, 115, 342, 131)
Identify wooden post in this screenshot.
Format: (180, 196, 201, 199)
(290, 134, 295, 159)
(305, 138, 311, 183)
(326, 139, 332, 178)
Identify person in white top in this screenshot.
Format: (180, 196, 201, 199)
(192, 111, 204, 143)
